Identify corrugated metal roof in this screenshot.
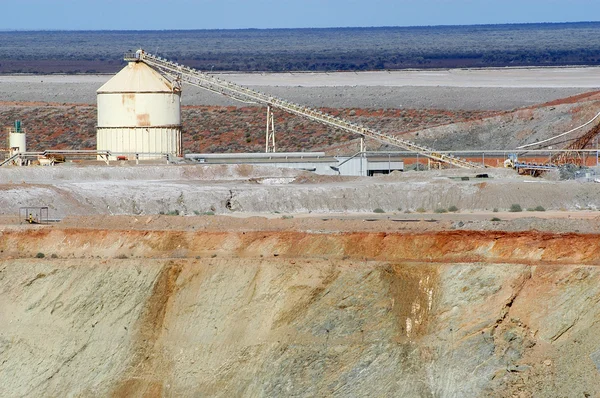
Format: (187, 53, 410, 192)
(97, 62, 175, 93)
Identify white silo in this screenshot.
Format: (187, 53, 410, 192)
(8, 120, 26, 156)
(96, 61, 182, 160)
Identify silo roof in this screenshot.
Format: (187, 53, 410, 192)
(97, 62, 176, 93)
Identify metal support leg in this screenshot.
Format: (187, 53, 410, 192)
(265, 106, 276, 153)
(360, 136, 367, 176)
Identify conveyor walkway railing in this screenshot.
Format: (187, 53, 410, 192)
(129, 50, 479, 169)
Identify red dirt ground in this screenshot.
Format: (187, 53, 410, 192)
(0, 102, 498, 154)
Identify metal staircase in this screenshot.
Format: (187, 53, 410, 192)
(0, 153, 20, 167)
(129, 50, 479, 169)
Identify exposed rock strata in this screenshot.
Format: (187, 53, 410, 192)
(0, 228, 599, 396)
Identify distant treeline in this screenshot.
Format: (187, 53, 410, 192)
(2, 23, 600, 73)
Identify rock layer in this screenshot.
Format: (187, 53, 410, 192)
(1, 228, 599, 397)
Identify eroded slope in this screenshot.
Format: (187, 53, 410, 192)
(0, 227, 599, 397)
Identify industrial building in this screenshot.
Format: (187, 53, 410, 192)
(3, 51, 412, 174)
(2, 50, 597, 178)
(114, 50, 472, 170)
(185, 152, 404, 176)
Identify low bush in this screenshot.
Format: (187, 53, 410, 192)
(534, 205, 546, 212)
(509, 204, 523, 212)
(35, 252, 45, 259)
(448, 205, 459, 212)
(491, 217, 502, 222)
(373, 208, 385, 213)
(416, 207, 427, 213)
(434, 208, 448, 213)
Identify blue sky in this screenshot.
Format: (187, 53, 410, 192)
(1, 0, 599, 30)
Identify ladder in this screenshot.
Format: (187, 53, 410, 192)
(130, 51, 479, 169)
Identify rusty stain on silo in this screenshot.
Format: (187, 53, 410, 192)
(136, 114, 151, 127)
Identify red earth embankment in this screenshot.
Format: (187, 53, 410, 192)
(2, 228, 599, 266)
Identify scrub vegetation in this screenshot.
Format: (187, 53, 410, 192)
(0, 104, 494, 153)
(2, 22, 600, 73)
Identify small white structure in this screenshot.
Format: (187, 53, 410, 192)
(96, 61, 182, 160)
(8, 128, 26, 156)
(4, 121, 27, 166)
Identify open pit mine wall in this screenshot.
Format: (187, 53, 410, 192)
(1, 229, 600, 397)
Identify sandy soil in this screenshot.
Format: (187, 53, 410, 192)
(1, 68, 597, 110)
(4, 67, 600, 87)
(3, 211, 600, 235)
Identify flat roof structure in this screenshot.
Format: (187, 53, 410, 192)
(184, 152, 404, 176)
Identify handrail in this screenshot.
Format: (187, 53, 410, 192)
(0, 153, 20, 167)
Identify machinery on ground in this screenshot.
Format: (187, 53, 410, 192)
(504, 153, 559, 175)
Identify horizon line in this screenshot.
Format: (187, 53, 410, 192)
(1, 20, 599, 33)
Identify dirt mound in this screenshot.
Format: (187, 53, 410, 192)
(533, 89, 600, 107)
(401, 98, 600, 151)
